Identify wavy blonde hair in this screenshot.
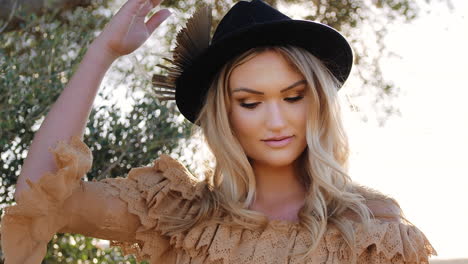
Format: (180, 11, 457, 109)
(162, 45, 398, 260)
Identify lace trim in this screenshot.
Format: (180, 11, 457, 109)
(325, 220, 438, 264)
(107, 154, 437, 264)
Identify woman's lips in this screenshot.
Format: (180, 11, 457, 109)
(262, 136, 293, 148)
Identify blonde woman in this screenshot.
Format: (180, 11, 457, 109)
(0, 0, 437, 263)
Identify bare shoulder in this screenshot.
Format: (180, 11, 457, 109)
(365, 199, 402, 222)
(350, 183, 403, 223)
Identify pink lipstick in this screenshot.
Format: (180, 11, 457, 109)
(262, 136, 293, 148)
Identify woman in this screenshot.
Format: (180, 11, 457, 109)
(0, 0, 436, 263)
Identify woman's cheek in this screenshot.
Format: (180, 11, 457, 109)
(230, 107, 249, 137)
(235, 110, 256, 135)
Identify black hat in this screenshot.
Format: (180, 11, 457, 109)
(153, 0, 353, 123)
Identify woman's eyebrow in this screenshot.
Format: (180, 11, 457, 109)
(231, 79, 307, 94)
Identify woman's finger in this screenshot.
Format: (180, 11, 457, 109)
(137, 0, 165, 17)
(120, 0, 150, 16)
(145, 9, 172, 35)
(136, 1, 155, 18)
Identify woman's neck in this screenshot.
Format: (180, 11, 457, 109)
(250, 161, 306, 220)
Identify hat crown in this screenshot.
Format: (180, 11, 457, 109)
(212, 0, 290, 43)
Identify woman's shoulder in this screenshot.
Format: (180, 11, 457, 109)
(329, 183, 437, 263)
(323, 217, 437, 264)
(104, 154, 206, 201)
(150, 154, 206, 199)
(349, 183, 403, 221)
(100, 154, 209, 261)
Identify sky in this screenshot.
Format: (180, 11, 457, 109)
(340, 0, 468, 260)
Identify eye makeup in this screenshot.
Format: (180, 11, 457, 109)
(238, 92, 306, 109)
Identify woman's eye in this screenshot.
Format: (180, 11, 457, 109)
(240, 102, 260, 109)
(239, 96, 304, 109)
(285, 96, 304, 102)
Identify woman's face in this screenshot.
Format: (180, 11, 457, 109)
(228, 50, 309, 168)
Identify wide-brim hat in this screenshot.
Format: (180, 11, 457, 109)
(153, 0, 353, 123)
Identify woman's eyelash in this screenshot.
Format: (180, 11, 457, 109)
(240, 102, 260, 109)
(240, 96, 304, 109)
(285, 96, 304, 102)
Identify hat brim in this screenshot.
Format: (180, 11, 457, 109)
(176, 20, 353, 123)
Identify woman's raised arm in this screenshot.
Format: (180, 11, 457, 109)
(14, 0, 172, 201)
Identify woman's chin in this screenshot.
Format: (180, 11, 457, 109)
(250, 154, 299, 168)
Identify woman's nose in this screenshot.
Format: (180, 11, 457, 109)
(265, 102, 287, 130)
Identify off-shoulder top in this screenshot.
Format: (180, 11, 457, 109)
(0, 136, 437, 264)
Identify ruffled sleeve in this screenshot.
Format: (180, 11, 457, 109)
(0, 136, 92, 264)
(101, 152, 207, 263)
(322, 219, 437, 264)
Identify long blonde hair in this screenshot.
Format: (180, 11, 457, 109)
(164, 45, 378, 260)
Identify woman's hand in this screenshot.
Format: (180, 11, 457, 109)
(92, 0, 172, 59)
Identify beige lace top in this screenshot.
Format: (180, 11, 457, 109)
(0, 136, 437, 264)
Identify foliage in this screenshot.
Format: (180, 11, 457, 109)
(45, 234, 147, 264)
(0, 0, 111, 202)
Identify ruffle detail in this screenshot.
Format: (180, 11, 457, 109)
(106, 153, 437, 264)
(323, 219, 437, 264)
(169, 218, 437, 264)
(0, 136, 92, 264)
(101, 154, 206, 263)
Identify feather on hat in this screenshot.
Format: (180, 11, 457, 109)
(152, 4, 212, 102)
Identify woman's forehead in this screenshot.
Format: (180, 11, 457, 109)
(228, 50, 305, 94)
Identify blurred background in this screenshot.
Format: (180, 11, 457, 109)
(1, 0, 466, 263)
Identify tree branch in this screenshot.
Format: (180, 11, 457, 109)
(0, 0, 18, 33)
(0, 0, 93, 32)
